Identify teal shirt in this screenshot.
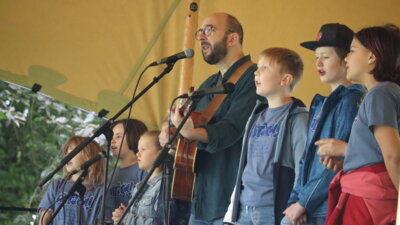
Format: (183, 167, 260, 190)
(192, 55, 258, 221)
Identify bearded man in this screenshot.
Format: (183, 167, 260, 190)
(171, 12, 258, 225)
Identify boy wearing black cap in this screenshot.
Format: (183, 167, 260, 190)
(281, 23, 365, 225)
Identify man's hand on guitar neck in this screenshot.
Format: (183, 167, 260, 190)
(159, 121, 176, 148)
(170, 106, 209, 143)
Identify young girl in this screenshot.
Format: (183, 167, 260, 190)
(38, 136, 105, 225)
(112, 131, 164, 225)
(320, 24, 400, 225)
(281, 23, 365, 225)
(103, 119, 148, 224)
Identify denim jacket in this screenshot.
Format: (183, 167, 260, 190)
(224, 97, 309, 225)
(288, 84, 364, 217)
(123, 173, 162, 225)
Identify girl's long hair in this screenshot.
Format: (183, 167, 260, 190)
(62, 136, 105, 185)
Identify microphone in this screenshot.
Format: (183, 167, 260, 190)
(150, 48, 194, 66)
(67, 151, 107, 178)
(178, 82, 235, 99)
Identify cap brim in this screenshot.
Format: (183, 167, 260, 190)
(300, 41, 335, 51)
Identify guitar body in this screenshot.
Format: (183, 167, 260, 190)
(171, 111, 201, 202)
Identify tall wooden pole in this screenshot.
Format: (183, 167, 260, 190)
(178, 0, 200, 95)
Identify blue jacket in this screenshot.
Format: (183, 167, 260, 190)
(288, 84, 364, 217)
(224, 97, 309, 225)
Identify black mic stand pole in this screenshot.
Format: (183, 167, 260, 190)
(116, 99, 199, 225)
(99, 128, 114, 225)
(162, 153, 174, 225)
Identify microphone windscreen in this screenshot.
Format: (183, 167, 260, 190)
(184, 48, 195, 59)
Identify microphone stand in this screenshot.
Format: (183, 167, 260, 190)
(116, 98, 199, 225)
(38, 62, 176, 188)
(47, 169, 88, 225)
(37, 62, 177, 225)
(162, 154, 173, 225)
(99, 128, 113, 225)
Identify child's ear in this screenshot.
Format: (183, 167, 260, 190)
(368, 51, 376, 65)
(281, 74, 293, 87)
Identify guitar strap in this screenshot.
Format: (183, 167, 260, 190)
(197, 60, 254, 126)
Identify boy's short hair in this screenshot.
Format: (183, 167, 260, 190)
(260, 47, 304, 91)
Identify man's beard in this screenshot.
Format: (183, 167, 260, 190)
(202, 35, 228, 65)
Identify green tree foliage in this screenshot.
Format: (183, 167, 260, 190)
(0, 81, 106, 224)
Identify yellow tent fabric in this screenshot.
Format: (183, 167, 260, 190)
(0, 0, 399, 128)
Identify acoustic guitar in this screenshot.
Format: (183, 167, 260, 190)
(171, 98, 201, 202)
(170, 0, 200, 202)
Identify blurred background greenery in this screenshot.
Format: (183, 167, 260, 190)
(0, 80, 107, 224)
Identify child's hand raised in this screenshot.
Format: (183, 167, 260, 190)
(316, 138, 347, 171)
(319, 156, 343, 172)
(112, 203, 126, 225)
(315, 138, 348, 157)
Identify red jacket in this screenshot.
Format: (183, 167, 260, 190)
(326, 163, 397, 225)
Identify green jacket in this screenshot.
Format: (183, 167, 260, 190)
(192, 55, 258, 221)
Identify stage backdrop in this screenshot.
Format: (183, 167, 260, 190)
(0, 0, 399, 128)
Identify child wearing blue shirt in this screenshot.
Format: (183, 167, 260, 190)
(38, 136, 105, 225)
(103, 119, 147, 224)
(281, 23, 364, 225)
(224, 47, 308, 225)
(321, 24, 400, 225)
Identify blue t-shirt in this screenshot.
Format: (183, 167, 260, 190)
(104, 163, 146, 223)
(38, 179, 103, 225)
(344, 82, 400, 173)
(240, 102, 292, 207)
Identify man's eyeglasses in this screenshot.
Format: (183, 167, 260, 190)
(195, 25, 235, 41)
(195, 25, 216, 40)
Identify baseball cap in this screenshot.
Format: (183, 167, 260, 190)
(300, 23, 354, 51)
